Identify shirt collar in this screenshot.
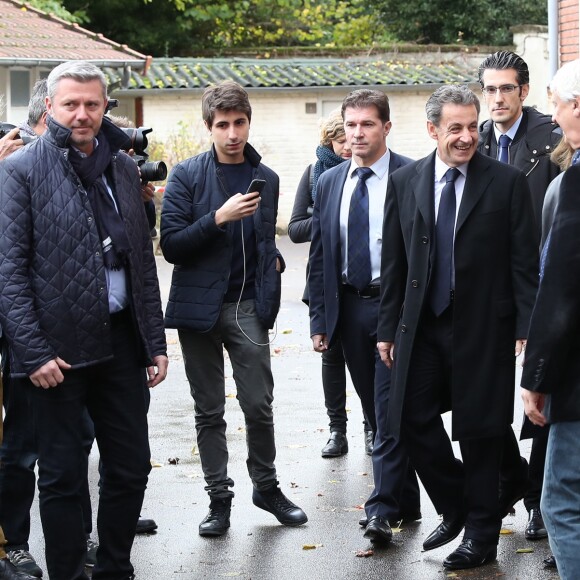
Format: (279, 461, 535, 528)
(71, 137, 98, 159)
(434, 154, 468, 182)
(493, 112, 523, 143)
(348, 149, 391, 180)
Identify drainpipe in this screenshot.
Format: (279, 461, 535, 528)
(548, 0, 558, 77)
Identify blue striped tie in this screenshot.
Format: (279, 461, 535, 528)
(347, 167, 374, 291)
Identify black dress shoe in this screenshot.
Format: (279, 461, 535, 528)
(253, 485, 308, 526)
(443, 539, 497, 570)
(136, 518, 158, 534)
(499, 457, 529, 517)
(199, 498, 231, 537)
(359, 509, 422, 528)
(321, 431, 348, 458)
(364, 431, 374, 456)
(423, 515, 465, 551)
(543, 554, 557, 569)
(363, 516, 392, 544)
(525, 507, 548, 540)
(0, 558, 37, 579)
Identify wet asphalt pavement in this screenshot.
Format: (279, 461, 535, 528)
(27, 235, 558, 579)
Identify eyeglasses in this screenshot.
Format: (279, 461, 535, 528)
(481, 84, 521, 96)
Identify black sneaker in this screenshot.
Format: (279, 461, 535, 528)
(198, 498, 231, 537)
(252, 485, 308, 526)
(6, 550, 43, 578)
(86, 538, 98, 567)
(0, 558, 38, 580)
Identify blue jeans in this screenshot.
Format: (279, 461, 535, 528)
(179, 300, 277, 499)
(542, 420, 580, 580)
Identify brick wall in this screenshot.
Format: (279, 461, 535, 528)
(560, 0, 579, 62)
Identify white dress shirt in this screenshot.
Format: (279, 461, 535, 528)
(340, 149, 391, 285)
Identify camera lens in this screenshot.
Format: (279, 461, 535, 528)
(140, 161, 167, 183)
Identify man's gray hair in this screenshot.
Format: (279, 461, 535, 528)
(28, 79, 47, 128)
(47, 61, 107, 100)
(426, 85, 480, 126)
(550, 59, 580, 102)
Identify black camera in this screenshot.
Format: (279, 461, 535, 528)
(0, 122, 35, 145)
(119, 127, 168, 183)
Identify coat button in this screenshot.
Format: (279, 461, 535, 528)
(401, 325, 407, 333)
(546, 145, 551, 150)
(532, 149, 538, 154)
(530, 158, 535, 163)
(411, 280, 419, 288)
(421, 236, 429, 244)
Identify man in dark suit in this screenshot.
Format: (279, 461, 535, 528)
(378, 85, 538, 569)
(477, 51, 562, 536)
(308, 89, 420, 544)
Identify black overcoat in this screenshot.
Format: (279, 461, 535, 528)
(521, 163, 580, 423)
(378, 151, 538, 440)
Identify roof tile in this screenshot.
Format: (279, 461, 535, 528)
(107, 57, 477, 91)
(0, 0, 147, 65)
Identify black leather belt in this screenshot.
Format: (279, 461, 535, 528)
(109, 307, 131, 325)
(342, 284, 381, 298)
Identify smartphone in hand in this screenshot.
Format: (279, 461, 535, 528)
(245, 179, 266, 194)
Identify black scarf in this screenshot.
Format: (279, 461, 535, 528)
(311, 145, 347, 202)
(68, 135, 131, 270)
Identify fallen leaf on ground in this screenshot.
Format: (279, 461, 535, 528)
(191, 445, 198, 455)
(302, 544, 323, 550)
(150, 460, 163, 468)
(273, 347, 282, 354)
(167, 457, 180, 465)
(357, 472, 368, 476)
(354, 504, 365, 510)
(355, 549, 374, 558)
(391, 526, 402, 533)
(225, 393, 236, 398)
(290, 482, 299, 488)
(500, 528, 514, 535)
(281, 329, 293, 334)
(516, 548, 534, 553)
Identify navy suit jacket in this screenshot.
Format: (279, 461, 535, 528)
(308, 150, 412, 344)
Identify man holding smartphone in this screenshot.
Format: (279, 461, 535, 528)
(161, 80, 307, 537)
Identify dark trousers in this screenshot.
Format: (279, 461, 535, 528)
(401, 307, 502, 543)
(526, 431, 549, 510)
(178, 300, 277, 500)
(0, 367, 94, 552)
(27, 311, 151, 580)
(321, 337, 371, 434)
(339, 292, 420, 520)
(321, 338, 348, 433)
(500, 421, 549, 512)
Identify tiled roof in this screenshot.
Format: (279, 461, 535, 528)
(105, 57, 478, 91)
(0, 0, 147, 67)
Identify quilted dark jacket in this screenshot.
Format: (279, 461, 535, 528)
(160, 143, 284, 332)
(0, 115, 167, 377)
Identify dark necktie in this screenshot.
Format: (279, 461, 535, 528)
(347, 167, 374, 291)
(498, 134, 511, 164)
(429, 167, 460, 316)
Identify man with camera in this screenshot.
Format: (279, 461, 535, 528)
(0, 61, 168, 580)
(161, 80, 307, 537)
